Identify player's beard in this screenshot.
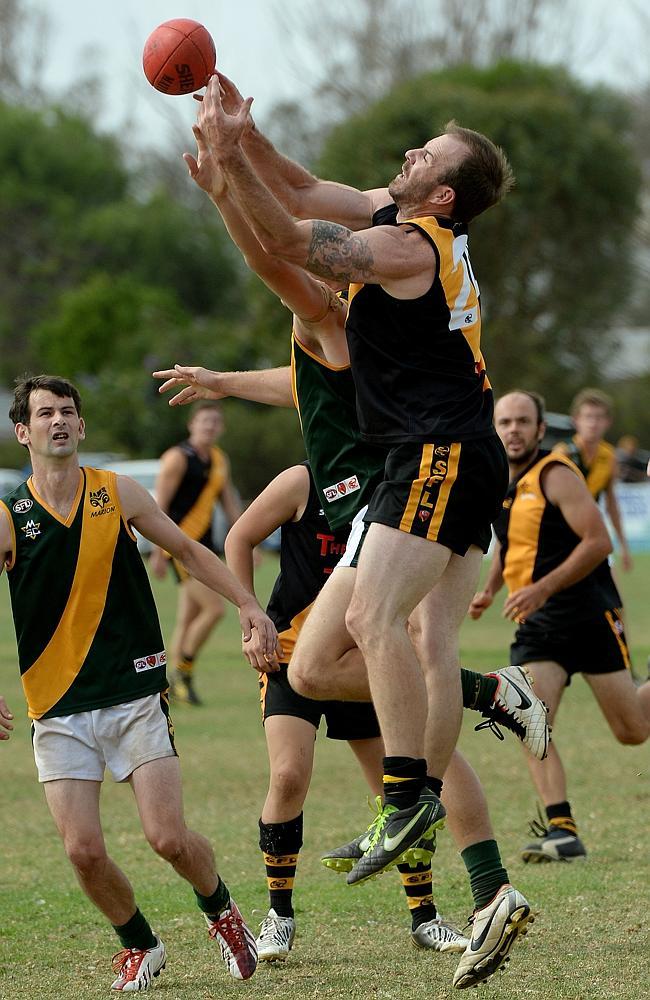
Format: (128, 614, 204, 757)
(508, 440, 540, 471)
(388, 172, 435, 209)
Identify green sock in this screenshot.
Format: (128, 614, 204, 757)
(460, 668, 498, 711)
(194, 877, 229, 918)
(112, 908, 157, 950)
(460, 839, 509, 911)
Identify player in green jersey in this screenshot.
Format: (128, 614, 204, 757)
(0, 375, 279, 990)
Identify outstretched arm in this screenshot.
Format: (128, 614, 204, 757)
(184, 124, 345, 327)
(153, 365, 294, 408)
(217, 72, 388, 228)
(196, 79, 433, 289)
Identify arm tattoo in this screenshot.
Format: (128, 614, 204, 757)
(307, 221, 375, 281)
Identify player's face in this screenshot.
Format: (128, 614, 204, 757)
(494, 393, 545, 467)
(16, 389, 85, 458)
(573, 403, 610, 444)
(189, 408, 223, 446)
(388, 134, 466, 205)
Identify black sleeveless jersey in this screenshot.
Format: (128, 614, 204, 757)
(0, 468, 166, 720)
(291, 334, 386, 529)
(493, 450, 621, 627)
(167, 441, 227, 549)
(345, 203, 494, 445)
(265, 464, 350, 663)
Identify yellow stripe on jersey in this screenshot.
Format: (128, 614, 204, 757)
(605, 609, 631, 671)
(427, 443, 461, 542)
(22, 469, 121, 719)
(0, 498, 16, 571)
(178, 447, 227, 541)
(399, 445, 435, 532)
(276, 603, 314, 663)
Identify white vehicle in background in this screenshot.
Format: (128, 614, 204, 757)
(101, 459, 160, 554)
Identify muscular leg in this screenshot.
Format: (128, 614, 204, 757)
(261, 715, 316, 823)
(288, 568, 370, 701)
(347, 737, 385, 798)
(521, 662, 569, 805)
(346, 525, 455, 760)
(44, 779, 137, 925)
(442, 751, 495, 853)
(409, 547, 483, 777)
(130, 756, 219, 896)
(585, 670, 650, 744)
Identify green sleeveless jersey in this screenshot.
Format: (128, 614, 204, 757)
(291, 333, 386, 529)
(0, 467, 167, 720)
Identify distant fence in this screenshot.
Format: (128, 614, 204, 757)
(607, 482, 650, 553)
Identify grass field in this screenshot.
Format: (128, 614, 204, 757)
(1, 554, 649, 999)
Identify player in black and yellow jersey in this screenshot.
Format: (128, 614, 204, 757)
(153, 123, 547, 977)
(470, 391, 650, 863)
(554, 387, 632, 572)
(0, 376, 279, 989)
(225, 462, 461, 960)
(191, 75, 532, 989)
(150, 401, 242, 705)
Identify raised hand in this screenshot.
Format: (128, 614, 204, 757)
(197, 75, 253, 157)
(153, 365, 226, 406)
(183, 125, 228, 199)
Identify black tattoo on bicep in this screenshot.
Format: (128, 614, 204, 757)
(307, 221, 375, 281)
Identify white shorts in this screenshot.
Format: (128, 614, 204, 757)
(335, 505, 368, 569)
(32, 692, 177, 783)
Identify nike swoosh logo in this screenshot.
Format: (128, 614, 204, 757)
(383, 804, 431, 853)
(508, 675, 532, 711)
(469, 896, 511, 951)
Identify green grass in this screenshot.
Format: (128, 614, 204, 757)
(1, 554, 649, 998)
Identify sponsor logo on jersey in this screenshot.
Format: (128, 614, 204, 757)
(133, 650, 167, 672)
(21, 519, 41, 541)
(323, 474, 361, 503)
(89, 485, 116, 518)
(13, 498, 32, 514)
(418, 509, 431, 522)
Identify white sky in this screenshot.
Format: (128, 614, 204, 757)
(37, 0, 649, 151)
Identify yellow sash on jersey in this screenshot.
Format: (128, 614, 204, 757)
(178, 447, 226, 541)
(23, 469, 121, 719)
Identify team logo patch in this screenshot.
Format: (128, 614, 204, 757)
(323, 474, 360, 503)
(13, 498, 32, 514)
(133, 650, 167, 673)
(89, 486, 110, 508)
(418, 509, 431, 522)
(21, 519, 41, 540)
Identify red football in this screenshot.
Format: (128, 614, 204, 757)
(142, 19, 216, 95)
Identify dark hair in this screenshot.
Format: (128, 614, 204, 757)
(570, 387, 613, 418)
(506, 388, 546, 425)
(9, 374, 82, 426)
(439, 121, 515, 223)
(189, 400, 222, 420)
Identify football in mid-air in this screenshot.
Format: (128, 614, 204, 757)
(142, 19, 216, 95)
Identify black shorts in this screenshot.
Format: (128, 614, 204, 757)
(364, 434, 508, 556)
(259, 664, 380, 741)
(511, 607, 631, 683)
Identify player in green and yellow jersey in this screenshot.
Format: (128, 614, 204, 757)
(0, 376, 278, 990)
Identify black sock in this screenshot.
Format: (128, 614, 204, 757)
(383, 757, 427, 808)
(425, 775, 443, 799)
(194, 877, 230, 919)
(546, 801, 577, 835)
(460, 668, 498, 711)
(259, 814, 303, 918)
(112, 908, 157, 951)
(397, 859, 436, 929)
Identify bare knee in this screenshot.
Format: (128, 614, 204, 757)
(269, 765, 308, 807)
(611, 720, 648, 746)
(289, 653, 326, 699)
(146, 828, 187, 863)
(66, 838, 109, 877)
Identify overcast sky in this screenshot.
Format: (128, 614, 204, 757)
(38, 0, 649, 151)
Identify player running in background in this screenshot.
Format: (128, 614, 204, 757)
(150, 401, 242, 705)
(0, 376, 275, 990)
(226, 461, 468, 960)
(554, 388, 632, 571)
(470, 390, 650, 862)
(154, 115, 544, 987)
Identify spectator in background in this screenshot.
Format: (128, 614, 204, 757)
(150, 402, 242, 706)
(616, 435, 647, 484)
(554, 388, 632, 571)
